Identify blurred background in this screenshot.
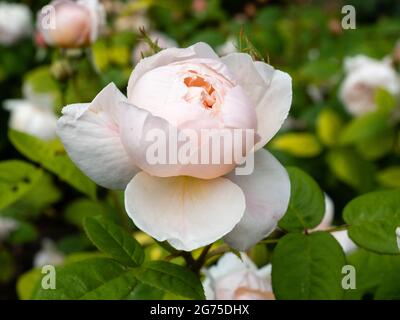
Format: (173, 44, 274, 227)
(1, 0, 400, 299)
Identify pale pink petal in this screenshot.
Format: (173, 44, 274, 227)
(124, 172, 246, 251)
(57, 83, 139, 189)
(118, 101, 240, 179)
(221, 53, 292, 150)
(127, 42, 219, 100)
(223, 149, 290, 251)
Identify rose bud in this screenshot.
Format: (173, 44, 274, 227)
(37, 0, 105, 49)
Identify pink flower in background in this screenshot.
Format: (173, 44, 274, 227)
(4, 85, 57, 141)
(57, 42, 292, 251)
(37, 0, 105, 48)
(339, 55, 400, 116)
(203, 253, 274, 300)
(0, 2, 32, 46)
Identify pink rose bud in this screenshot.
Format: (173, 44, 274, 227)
(37, 0, 105, 48)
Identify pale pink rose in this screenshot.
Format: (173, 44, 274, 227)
(0, 2, 32, 46)
(313, 194, 357, 254)
(4, 85, 57, 141)
(57, 42, 292, 251)
(132, 32, 178, 65)
(37, 0, 105, 48)
(203, 253, 274, 300)
(339, 55, 400, 116)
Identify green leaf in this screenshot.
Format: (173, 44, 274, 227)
(0, 172, 61, 220)
(326, 149, 375, 192)
(278, 167, 325, 232)
(374, 88, 396, 113)
(8, 221, 38, 245)
(24, 66, 62, 109)
(343, 189, 400, 254)
(0, 160, 43, 210)
(65, 199, 106, 228)
(377, 166, 400, 188)
(271, 133, 322, 158)
(316, 108, 344, 146)
(356, 129, 395, 160)
(127, 283, 165, 300)
(17, 269, 42, 300)
(135, 261, 205, 300)
(272, 232, 346, 300)
(84, 216, 144, 267)
(339, 111, 390, 145)
(9, 130, 96, 199)
(345, 249, 400, 300)
(33, 258, 137, 300)
(0, 249, 15, 283)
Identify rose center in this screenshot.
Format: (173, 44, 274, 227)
(183, 71, 218, 109)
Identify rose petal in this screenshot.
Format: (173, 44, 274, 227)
(57, 83, 139, 189)
(221, 53, 292, 150)
(127, 42, 219, 101)
(124, 172, 246, 251)
(223, 149, 290, 251)
(118, 101, 241, 179)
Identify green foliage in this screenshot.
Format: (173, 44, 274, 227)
(326, 149, 376, 192)
(271, 133, 323, 158)
(83, 216, 144, 267)
(345, 249, 400, 300)
(316, 109, 344, 147)
(279, 167, 325, 232)
(134, 261, 205, 300)
(344, 189, 400, 254)
(9, 130, 96, 199)
(272, 232, 346, 300)
(33, 258, 137, 300)
(0, 160, 43, 210)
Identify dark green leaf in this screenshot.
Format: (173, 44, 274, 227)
(343, 190, 400, 254)
(278, 167, 325, 232)
(9, 130, 96, 199)
(84, 216, 144, 267)
(272, 232, 346, 299)
(135, 261, 205, 300)
(33, 258, 137, 300)
(0, 160, 43, 210)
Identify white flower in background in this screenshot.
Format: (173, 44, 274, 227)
(3, 85, 57, 140)
(0, 216, 19, 241)
(339, 55, 400, 116)
(203, 252, 274, 300)
(33, 239, 65, 268)
(37, 0, 105, 48)
(132, 32, 178, 64)
(57, 42, 292, 251)
(396, 227, 400, 252)
(217, 37, 238, 56)
(314, 194, 357, 254)
(0, 2, 32, 46)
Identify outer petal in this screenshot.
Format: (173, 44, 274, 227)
(332, 230, 357, 254)
(127, 42, 219, 100)
(57, 83, 139, 189)
(124, 172, 246, 251)
(221, 53, 292, 150)
(223, 149, 290, 251)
